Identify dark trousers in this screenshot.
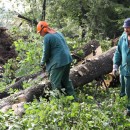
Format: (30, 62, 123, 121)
(120, 75, 130, 111)
(49, 64, 75, 96)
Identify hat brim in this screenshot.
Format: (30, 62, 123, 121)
(123, 23, 130, 28)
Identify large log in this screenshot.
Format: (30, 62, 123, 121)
(72, 39, 102, 62)
(0, 81, 51, 109)
(0, 71, 45, 99)
(0, 46, 116, 110)
(70, 46, 116, 88)
(5, 70, 44, 91)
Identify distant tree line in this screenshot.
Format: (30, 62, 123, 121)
(1, 0, 130, 39)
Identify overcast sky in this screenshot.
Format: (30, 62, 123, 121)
(0, 0, 24, 13)
(0, 0, 25, 27)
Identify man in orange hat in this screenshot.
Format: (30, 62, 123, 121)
(37, 21, 77, 100)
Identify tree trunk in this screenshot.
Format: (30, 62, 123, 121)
(0, 81, 51, 109)
(70, 46, 116, 88)
(17, 13, 38, 25)
(72, 39, 102, 62)
(41, 0, 46, 20)
(0, 71, 46, 99)
(5, 71, 44, 91)
(0, 46, 116, 109)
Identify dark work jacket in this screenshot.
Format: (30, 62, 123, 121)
(41, 32, 72, 72)
(113, 32, 130, 76)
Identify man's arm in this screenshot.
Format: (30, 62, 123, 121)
(41, 36, 51, 65)
(112, 38, 122, 76)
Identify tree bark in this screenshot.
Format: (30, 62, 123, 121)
(72, 39, 101, 62)
(0, 46, 116, 109)
(0, 71, 46, 99)
(5, 71, 44, 91)
(0, 81, 51, 109)
(78, 0, 88, 39)
(70, 46, 116, 88)
(41, 0, 46, 20)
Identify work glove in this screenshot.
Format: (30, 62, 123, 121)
(112, 64, 119, 77)
(113, 69, 119, 77)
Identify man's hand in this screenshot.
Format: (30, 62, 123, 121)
(112, 69, 119, 77)
(112, 64, 119, 77)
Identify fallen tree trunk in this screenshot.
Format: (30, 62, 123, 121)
(5, 70, 44, 91)
(0, 71, 45, 99)
(70, 46, 116, 88)
(0, 46, 116, 109)
(0, 81, 51, 109)
(72, 39, 102, 62)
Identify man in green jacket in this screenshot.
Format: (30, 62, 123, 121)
(113, 18, 130, 116)
(37, 21, 76, 100)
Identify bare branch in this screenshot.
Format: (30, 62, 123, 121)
(41, 0, 46, 20)
(17, 13, 38, 25)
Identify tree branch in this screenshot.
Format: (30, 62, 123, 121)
(17, 13, 38, 25)
(41, 0, 46, 20)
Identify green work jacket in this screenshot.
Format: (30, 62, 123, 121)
(41, 32, 72, 72)
(113, 32, 130, 76)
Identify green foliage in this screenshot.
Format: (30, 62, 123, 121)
(1, 88, 130, 129)
(46, 0, 130, 39)
(4, 33, 42, 78)
(1, 0, 130, 39)
(99, 38, 112, 51)
(0, 30, 43, 91)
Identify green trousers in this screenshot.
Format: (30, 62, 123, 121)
(49, 64, 75, 96)
(120, 75, 130, 111)
(120, 75, 126, 97)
